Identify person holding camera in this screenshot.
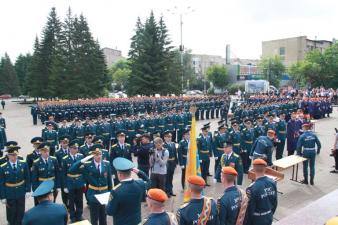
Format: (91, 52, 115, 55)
(134, 133, 154, 176)
(149, 137, 169, 191)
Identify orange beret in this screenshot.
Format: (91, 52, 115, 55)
(187, 175, 206, 186)
(147, 188, 168, 202)
(253, 158, 267, 166)
(222, 166, 238, 176)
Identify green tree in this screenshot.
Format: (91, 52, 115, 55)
(0, 53, 21, 96)
(128, 12, 178, 95)
(26, 37, 41, 98)
(259, 56, 285, 87)
(14, 53, 32, 94)
(109, 59, 131, 91)
(206, 64, 229, 89)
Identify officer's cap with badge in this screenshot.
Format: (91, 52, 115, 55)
(32, 180, 55, 198)
(116, 131, 126, 137)
(244, 118, 252, 123)
(37, 143, 50, 152)
(93, 136, 104, 144)
(85, 132, 95, 139)
(6, 145, 20, 155)
(113, 157, 134, 172)
(223, 140, 233, 148)
(45, 121, 54, 127)
(5, 141, 18, 149)
(231, 120, 239, 126)
(218, 123, 227, 130)
(69, 139, 79, 148)
(31, 137, 43, 145)
(163, 130, 172, 137)
(90, 144, 102, 155)
(59, 135, 71, 143)
(183, 129, 190, 135)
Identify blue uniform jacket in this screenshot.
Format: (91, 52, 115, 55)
(251, 136, 274, 166)
(296, 131, 321, 155)
(176, 197, 219, 225)
(178, 139, 189, 167)
(0, 160, 31, 199)
(217, 186, 243, 225)
(106, 170, 150, 225)
(246, 176, 277, 225)
(22, 200, 68, 225)
(31, 156, 60, 190)
(62, 153, 85, 190)
(215, 153, 243, 185)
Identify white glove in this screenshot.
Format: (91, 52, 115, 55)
(181, 166, 185, 169)
(199, 160, 202, 163)
(1, 199, 6, 204)
(112, 175, 115, 179)
(213, 179, 217, 184)
(25, 193, 30, 198)
(57, 188, 61, 192)
(214, 157, 218, 160)
(81, 155, 94, 163)
(64, 188, 69, 194)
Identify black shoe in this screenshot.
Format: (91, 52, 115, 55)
(330, 170, 338, 173)
(171, 193, 176, 196)
(205, 183, 211, 187)
(310, 178, 314, 185)
(207, 174, 213, 177)
(301, 179, 308, 184)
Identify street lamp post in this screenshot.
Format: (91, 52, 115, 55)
(167, 6, 194, 94)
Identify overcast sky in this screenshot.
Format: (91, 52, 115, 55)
(1, 0, 337, 61)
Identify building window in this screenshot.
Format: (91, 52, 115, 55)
(279, 47, 285, 56)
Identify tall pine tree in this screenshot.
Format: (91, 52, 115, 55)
(14, 53, 32, 94)
(0, 53, 21, 96)
(128, 12, 179, 96)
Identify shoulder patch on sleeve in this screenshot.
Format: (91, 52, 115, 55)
(50, 156, 57, 159)
(112, 144, 117, 147)
(33, 158, 40, 163)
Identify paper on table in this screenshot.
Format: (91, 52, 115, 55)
(95, 192, 110, 205)
(69, 219, 92, 225)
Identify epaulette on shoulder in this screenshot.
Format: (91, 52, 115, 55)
(230, 131, 234, 134)
(233, 153, 239, 157)
(0, 156, 6, 160)
(112, 144, 117, 147)
(78, 153, 83, 156)
(254, 126, 258, 128)
(242, 128, 247, 131)
(63, 155, 69, 160)
(18, 155, 24, 159)
(84, 161, 91, 164)
(34, 158, 40, 163)
(113, 183, 121, 190)
(179, 202, 189, 209)
(103, 160, 110, 164)
(1, 162, 8, 167)
(125, 143, 130, 146)
(20, 160, 26, 163)
(50, 156, 57, 159)
(102, 149, 108, 152)
(80, 145, 85, 148)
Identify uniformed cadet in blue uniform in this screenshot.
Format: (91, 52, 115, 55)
(106, 157, 150, 225)
(80, 132, 95, 156)
(72, 119, 85, 144)
(250, 130, 275, 166)
(110, 131, 132, 185)
(93, 136, 110, 161)
(0, 112, 6, 128)
(42, 122, 58, 156)
(0, 141, 24, 166)
(55, 135, 71, 208)
(287, 112, 301, 156)
(178, 129, 189, 190)
(218, 166, 248, 225)
(213, 123, 229, 175)
(26, 137, 43, 171)
(246, 159, 278, 225)
(0, 145, 30, 225)
(163, 130, 177, 197)
(70, 146, 112, 225)
(215, 141, 244, 185)
(275, 112, 287, 160)
(241, 118, 255, 173)
(62, 140, 85, 223)
(58, 119, 70, 137)
(296, 123, 321, 185)
(176, 175, 219, 225)
(31, 143, 60, 205)
(253, 116, 266, 139)
(22, 180, 68, 225)
(142, 188, 177, 225)
(0, 123, 7, 157)
(197, 126, 213, 186)
(229, 121, 242, 155)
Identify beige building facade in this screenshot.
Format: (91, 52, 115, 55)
(102, 47, 124, 68)
(262, 36, 333, 66)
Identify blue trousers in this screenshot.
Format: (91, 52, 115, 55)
(303, 151, 316, 179)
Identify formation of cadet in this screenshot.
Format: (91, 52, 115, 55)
(0, 92, 333, 225)
(34, 96, 230, 124)
(0, 112, 7, 156)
